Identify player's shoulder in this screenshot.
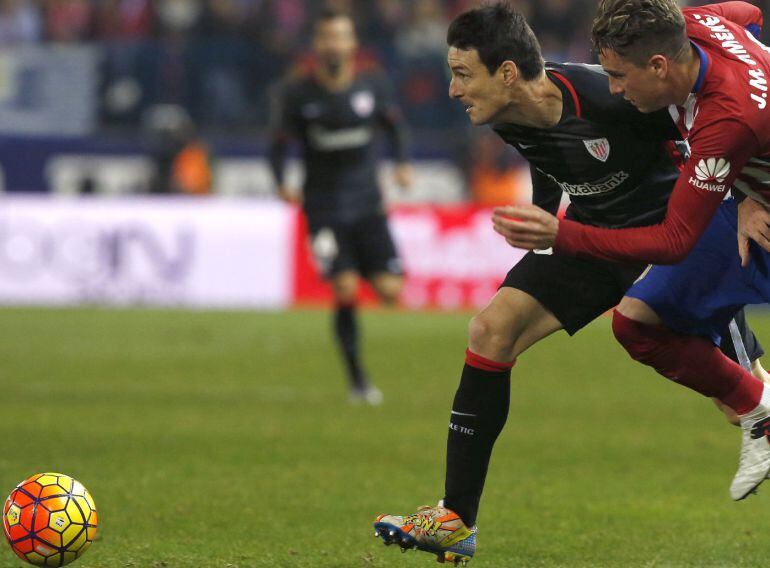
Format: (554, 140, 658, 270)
(545, 62, 636, 118)
(683, 3, 763, 45)
(275, 69, 314, 101)
(683, 5, 770, 130)
(682, 2, 761, 23)
(289, 67, 316, 88)
(545, 61, 607, 85)
(354, 62, 390, 89)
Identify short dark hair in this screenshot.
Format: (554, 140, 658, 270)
(592, 0, 688, 66)
(447, 2, 543, 80)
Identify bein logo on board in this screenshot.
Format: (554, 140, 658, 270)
(0, 218, 194, 300)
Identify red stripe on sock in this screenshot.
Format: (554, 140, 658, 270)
(465, 349, 515, 373)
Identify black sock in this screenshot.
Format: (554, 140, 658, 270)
(334, 303, 366, 389)
(443, 351, 512, 527)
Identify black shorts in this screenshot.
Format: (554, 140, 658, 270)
(307, 213, 402, 279)
(501, 251, 764, 362)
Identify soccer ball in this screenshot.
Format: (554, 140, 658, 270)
(3, 473, 98, 566)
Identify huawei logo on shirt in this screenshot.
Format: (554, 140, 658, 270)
(695, 157, 730, 182)
(689, 157, 730, 192)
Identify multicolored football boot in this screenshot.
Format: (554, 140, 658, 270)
(373, 503, 476, 565)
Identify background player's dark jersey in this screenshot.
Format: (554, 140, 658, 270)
(494, 62, 684, 228)
(269, 66, 409, 224)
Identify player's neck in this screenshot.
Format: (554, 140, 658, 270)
(671, 44, 702, 106)
(496, 72, 562, 128)
(315, 61, 355, 92)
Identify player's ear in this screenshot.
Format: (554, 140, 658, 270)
(649, 54, 668, 78)
(499, 60, 519, 85)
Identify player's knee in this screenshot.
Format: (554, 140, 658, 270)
(468, 313, 517, 359)
(332, 276, 359, 303)
(611, 310, 662, 364)
(373, 276, 402, 306)
(379, 290, 400, 307)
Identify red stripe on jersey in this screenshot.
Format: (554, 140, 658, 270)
(549, 71, 582, 118)
(465, 349, 515, 372)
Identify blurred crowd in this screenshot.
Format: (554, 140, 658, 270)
(1, 0, 769, 201)
(3, 0, 770, 133)
(0, 0, 599, 133)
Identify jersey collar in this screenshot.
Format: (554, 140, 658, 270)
(690, 40, 710, 93)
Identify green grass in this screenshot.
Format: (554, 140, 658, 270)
(1, 307, 770, 567)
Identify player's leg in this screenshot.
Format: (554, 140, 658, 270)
(613, 299, 768, 499)
(613, 297, 763, 413)
(330, 268, 380, 404)
(444, 252, 643, 530)
(375, 252, 641, 562)
(611, 200, 770, 499)
(443, 286, 561, 523)
(309, 221, 375, 403)
(375, 287, 561, 564)
(327, 213, 403, 405)
(369, 272, 403, 307)
(713, 309, 768, 426)
(358, 212, 404, 308)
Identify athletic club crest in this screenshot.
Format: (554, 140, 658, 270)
(351, 90, 375, 117)
(583, 138, 610, 162)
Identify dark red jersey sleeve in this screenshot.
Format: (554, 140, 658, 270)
(687, 2, 763, 35)
(554, 119, 760, 264)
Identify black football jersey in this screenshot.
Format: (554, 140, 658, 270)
(269, 68, 409, 224)
(493, 62, 685, 228)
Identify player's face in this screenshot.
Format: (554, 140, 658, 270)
(313, 17, 357, 70)
(599, 49, 669, 113)
(448, 47, 510, 125)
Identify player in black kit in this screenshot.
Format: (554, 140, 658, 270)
(372, 3, 770, 564)
(269, 9, 412, 405)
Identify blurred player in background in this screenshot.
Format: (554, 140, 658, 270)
(373, 3, 770, 564)
(269, 9, 413, 405)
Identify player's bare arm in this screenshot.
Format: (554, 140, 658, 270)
(738, 198, 770, 266)
(392, 162, 414, 189)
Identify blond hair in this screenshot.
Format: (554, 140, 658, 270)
(592, 0, 688, 66)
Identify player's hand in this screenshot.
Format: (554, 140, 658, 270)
(277, 186, 300, 204)
(737, 197, 770, 266)
(393, 163, 414, 189)
(492, 205, 559, 250)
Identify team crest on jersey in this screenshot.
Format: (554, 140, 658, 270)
(351, 91, 375, 117)
(583, 138, 610, 162)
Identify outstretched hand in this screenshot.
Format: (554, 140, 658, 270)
(737, 197, 770, 267)
(393, 163, 414, 189)
(278, 186, 300, 204)
(491, 204, 559, 250)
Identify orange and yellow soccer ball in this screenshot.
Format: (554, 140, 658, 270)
(3, 473, 98, 566)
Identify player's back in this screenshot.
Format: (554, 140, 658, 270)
(682, 3, 770, 204)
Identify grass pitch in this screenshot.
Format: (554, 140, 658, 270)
(1, 307, 770, 567)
